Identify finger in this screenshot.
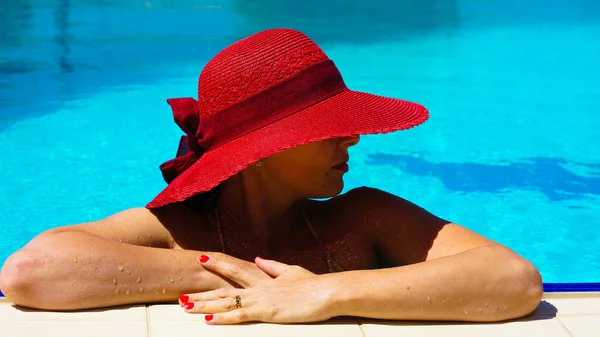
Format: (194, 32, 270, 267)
(254, 256, 290, 278)
(199, 254, 256, 288)
(183, 287, 232, 304)
(184, 297, 243, 314)
(205, 308, 257, 325)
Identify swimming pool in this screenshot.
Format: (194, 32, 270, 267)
(1, 0, 598, 285)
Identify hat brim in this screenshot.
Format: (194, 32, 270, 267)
(146, 89, 428, 208)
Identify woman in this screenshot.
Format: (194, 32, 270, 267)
(0, 28, 542, 324)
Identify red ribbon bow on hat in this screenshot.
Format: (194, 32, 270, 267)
(159, 98, 205, 184)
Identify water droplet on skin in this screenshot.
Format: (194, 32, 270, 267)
(73, 257, 78, 263)
(115, 289, 119, 294)
(162, 288, 166, 294)
(127, 270, 131, 274)
(119, 266, 124, 272)
(126, 289, 130, 295)
(478, 308, 482, 313)
(113, 278, 117, 285)
(178, 276, 182, 281)
(464, 310, 468, 314)
(136, 277, 142, 283)
(426, 296, 431, 302)
(139, 288, 143, 292)
(119, 238, 123, 243)
(170, 279, 174, 283)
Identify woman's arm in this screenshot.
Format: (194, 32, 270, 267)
(0, 207, 261, 310)
(326, 187, 543, 322)
(326, 243, 542, 322)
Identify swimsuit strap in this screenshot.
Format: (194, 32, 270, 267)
(213, 208, 344, 273)
(215, 207, 226, 254)
(302, 213, 344, 273)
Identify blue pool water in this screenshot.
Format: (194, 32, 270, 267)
(0, 0, 599, 284)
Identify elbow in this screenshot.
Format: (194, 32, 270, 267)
(0, 250, 43, 308)
(515, 259, 544, 316)
(493, 257, 543, 322)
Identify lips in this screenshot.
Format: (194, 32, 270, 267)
(332, 162, 349, 172)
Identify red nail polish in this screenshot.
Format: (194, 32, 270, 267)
(179, 295, 189, 304)
(185, 302, 195, 310)
(257, 256, 264, 260)
(199, 255, 210, 263)
(205, 314, 214, 321)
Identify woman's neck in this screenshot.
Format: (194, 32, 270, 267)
(216, 173, 305, 250)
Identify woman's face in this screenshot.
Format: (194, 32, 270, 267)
(260, 136, 360, 198)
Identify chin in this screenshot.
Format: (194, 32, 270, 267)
(315, 181, 344, 199)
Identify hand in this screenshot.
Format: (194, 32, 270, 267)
(181, 255, 338, 324)
(193, 252, 274, 289)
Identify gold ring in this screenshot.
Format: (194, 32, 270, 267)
(233, 295, 242, 309)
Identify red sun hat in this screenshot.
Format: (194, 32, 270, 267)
(146, 28, 429, 209)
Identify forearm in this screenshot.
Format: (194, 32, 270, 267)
(328, 244, 543, 322)
(0, 231, 226, 310)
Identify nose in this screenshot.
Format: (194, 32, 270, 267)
(339, 135, 360, 148)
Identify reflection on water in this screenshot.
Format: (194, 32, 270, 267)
(54, 0, 73, 76)
(232, 0, 600, 45)
(367, 153, 600, 202)
(232, 0, 460, 45)
(0, 0, 239, 128)
(0, 0, 33, 49)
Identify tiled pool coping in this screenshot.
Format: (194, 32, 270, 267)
(1, 291, 599, 337)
